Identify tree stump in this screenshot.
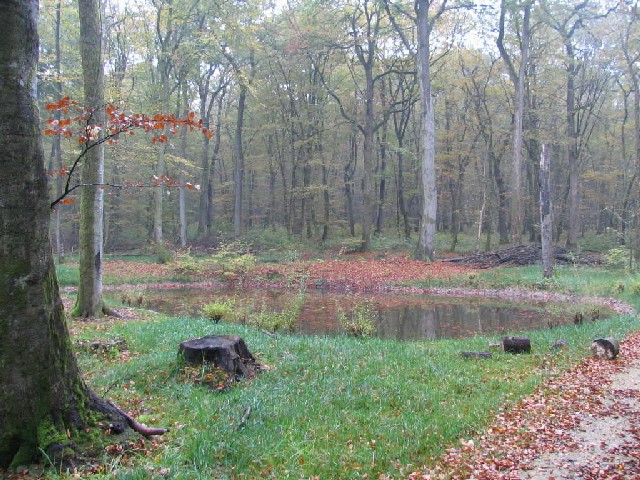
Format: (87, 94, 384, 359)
(501, 336, 531, 354)
(178, 335, 257, 379)
(591, 338, 620, 360)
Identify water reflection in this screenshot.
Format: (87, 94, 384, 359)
(106, 287, 598, 340)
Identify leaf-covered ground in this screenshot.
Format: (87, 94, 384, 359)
(413, 331, 640, 479)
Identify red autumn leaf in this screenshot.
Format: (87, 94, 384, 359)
(58, 197, 76, 205)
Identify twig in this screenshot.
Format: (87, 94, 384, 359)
(236, 406, 252, 431)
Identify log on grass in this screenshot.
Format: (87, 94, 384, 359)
(501, 336, 531, 354)
(179, 335, 256, 379)
(591, 338, 620, 360)
(460, 351, 493, 359)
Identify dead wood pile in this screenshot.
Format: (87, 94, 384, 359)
(442, 244, 600, 269)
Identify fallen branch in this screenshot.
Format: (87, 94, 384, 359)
(107, 400, 169, 436)
(237, 406, 252, 431)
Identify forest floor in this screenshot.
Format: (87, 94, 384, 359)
(66, 253, 640, 478)
(414, 330, 640, 479)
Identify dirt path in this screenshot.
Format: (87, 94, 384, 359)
(521, 358, 640, 479)
(416, 330, 640, 479)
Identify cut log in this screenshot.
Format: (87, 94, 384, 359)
(179, 335, 257, 379)
(591, 338, 620, 360)
(460, 351, 493, 359)
(501, 336, 531, 354)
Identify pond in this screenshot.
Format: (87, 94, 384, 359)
(106, 287, 606, 340)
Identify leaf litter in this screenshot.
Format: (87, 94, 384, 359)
(412, 330, 640, 479)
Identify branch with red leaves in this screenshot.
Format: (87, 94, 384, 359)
(44, 97, 211, 209)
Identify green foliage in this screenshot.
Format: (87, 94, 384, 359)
(170, 250, 204, 276)
(578, 232, 618, 253)
(338, 301, 377, 337)
(201, 300, 235, 323)
(154, 243, 174, 265)
(120, 289, 147, 307)
(247, 294, 304, 333)
(167, 242, 257, 283)
(632, 281, 640, 296)
(605, 247, 632, 270)
(245, 226, 299, 251)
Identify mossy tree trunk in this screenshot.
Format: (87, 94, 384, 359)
(0, 1, 120, 469)
(73, 0, 105, 317)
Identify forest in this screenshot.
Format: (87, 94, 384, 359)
(4, 1, 640, 476)
(38, 0, 640, 258)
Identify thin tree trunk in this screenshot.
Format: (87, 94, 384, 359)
(233, 83, 247, 237)
(540, 144, 554, 278)
(566, 42, 580, 250)
(53, 0, 64, 263)
(476, 151, 488, 253)
(74, 0, 105, 317)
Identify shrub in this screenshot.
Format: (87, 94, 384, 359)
(154, 243, 174, 264)
(605, 247, 631, 270)
(338, 302, 377, 338)
(171, 251, 205, 275)
(248, 294, 304, 333)
(202, 300, 235, 323)
(121, 289, 147, 307)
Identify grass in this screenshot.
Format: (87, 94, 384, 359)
(408, 264, 640, 306)
(70, 307, 638, 479)
(53, 252, 640, 478)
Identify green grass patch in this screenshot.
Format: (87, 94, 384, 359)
(68, 307, 638, 479)
(55, 264, 79, 287)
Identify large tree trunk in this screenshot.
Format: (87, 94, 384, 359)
(415, 0, 439, 261)
(0, 2, 120, 467)
(497, 0, 531, 245)
(73, 0, 105, 318)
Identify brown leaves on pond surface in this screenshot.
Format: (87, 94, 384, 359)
(412, 331, 640, 479)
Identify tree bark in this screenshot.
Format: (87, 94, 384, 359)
(414, 0, 441, 261)
(565, 40, 580, 250)
(540, 144, 554, 278)
(73, 0, 105, 318)
(497, 0, 531, 245)
(0, 2, 119, 467)
(53, 0, 64, 264)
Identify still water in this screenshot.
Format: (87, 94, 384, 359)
(106, 287, 596, 340)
